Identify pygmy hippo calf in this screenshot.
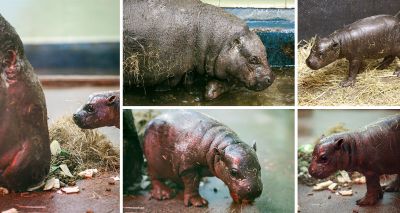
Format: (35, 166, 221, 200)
(309, 115, 400, 206)
(73, 91, 120, 129)
(306, 12, 400, 87)
(143, 110, 262, 207)
(124, 0, 274, 100)
(0, 14, 50, 191)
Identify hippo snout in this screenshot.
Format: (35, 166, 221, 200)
(306, 57, 320, 70)
(250, 73, 275, 91)
(73, 113, 83, 127)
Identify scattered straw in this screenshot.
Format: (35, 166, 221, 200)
(298, 38, 400, 106)
(48, 116, 119, 182)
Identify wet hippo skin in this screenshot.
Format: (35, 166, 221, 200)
(0, 14, 50, 191)
(309, 115, 400, 206)
(143, 110, 262, 207)
(306, 12, 400, 87)
(123, 0, 275, 100)
(73, 91, 120, 129)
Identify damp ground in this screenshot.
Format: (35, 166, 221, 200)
(123, 68, 294, 106)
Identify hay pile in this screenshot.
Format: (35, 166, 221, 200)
(298, 38, 400, 106)
(48, 116, 119, 183)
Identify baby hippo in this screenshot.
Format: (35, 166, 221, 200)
(309, 115, 400, 206)
(306, 12, 400, 87)
(143, 110, 262, 207)
(73, 91, 120, 129)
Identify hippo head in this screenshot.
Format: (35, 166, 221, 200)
(308, 134, 350, 179)
(216, 30, 274, 91)
(73, 92, 120, 129)
(306, 37, 341, 70)
(213, 142, 262, 204)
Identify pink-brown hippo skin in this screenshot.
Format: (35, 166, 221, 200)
(143, 110, 262, 207)
(124, 0, 275, 100)
(309, 115, 400, 206)
(73, 91, 120, 129)
(306, 11, 400, 87)
(0, 14, 50, 191)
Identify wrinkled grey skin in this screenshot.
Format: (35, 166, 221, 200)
(123, 0, 274, 100)
(143, 110, 262, 207)
(0, 14, 50, 191)
(73, 91, 120, 129)
(306, 13, 400, 87)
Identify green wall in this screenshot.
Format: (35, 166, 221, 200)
(0, 0, 119, 43)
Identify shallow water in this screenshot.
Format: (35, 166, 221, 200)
(125, 109, 295, 212)
(123, 68, 294, 106)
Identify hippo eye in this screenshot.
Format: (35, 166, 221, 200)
(318, 154, 328, 163)
(230, 169, 240, 178)
(85, 104, 95, 113)
(249, 56, 261, 64)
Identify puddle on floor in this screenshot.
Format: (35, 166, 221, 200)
(123, 68, 294, 106)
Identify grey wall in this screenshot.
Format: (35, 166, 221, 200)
(299, 0, 400, 40)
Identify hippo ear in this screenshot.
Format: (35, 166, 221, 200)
(251, 140, 257, 152)
(230, 37, 242, 48)
(107, 95, 117, 106)
(334, 138, 350, 153)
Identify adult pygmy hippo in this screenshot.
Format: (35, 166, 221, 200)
(123, 0, 274, 100)
(123, 110, 143, 193)
(306, 11, 400, 87)
(0, 14, 50, 191)
(143, 110, 262, 207)
(73, 91, 120, 129)
(309, 115, 400, 206)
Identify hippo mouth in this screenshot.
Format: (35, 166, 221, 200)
(73, 114, 91, 129)
(230, 191, 255, 204)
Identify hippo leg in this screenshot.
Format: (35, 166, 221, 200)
(204, 80, 229, 100)
(383, 175, 400, 192)
(393, 56, 400, 77)
(377, 56, 396, 70)
(356, 174, 383, 206)
(149, 179, 174, 200)
(340, 59, 362, 87)
(182, 172, 208, 207)
(155, 74, 183, 91)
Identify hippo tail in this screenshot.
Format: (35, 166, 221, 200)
(123, 109, 144, 194)
(395, 10, 400, 18)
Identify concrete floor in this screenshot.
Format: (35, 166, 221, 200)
(298, 183, 400, 213)
(0, 172, 119, 213)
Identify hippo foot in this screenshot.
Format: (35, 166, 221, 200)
(383, 176, 400, 192)
(150, 182, 174, 200)
(356, 191, 383, 206)
(339, 79, 355, 87)
(393, 70, 400, 77)
(184, 193, 208, 207)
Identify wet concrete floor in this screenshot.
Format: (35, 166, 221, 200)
(298, 183, 400, 213)
(0, 172, 119, 213)
(125, 109, 295, 213)
(123, 68, 294, 106)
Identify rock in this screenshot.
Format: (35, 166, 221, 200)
(338, 190, 353, 196)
